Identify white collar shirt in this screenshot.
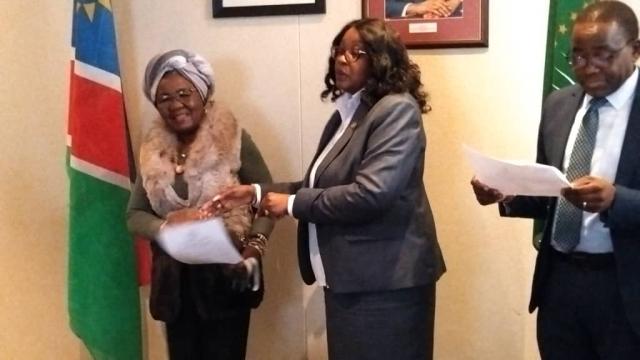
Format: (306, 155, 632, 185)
(557, 68, 637, 253)
(306, 90, 362, 286)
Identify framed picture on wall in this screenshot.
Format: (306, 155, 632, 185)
(213, 0, 325, 17)
(362, 0, 488, 48)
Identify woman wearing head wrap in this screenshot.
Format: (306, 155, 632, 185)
(126, 49, 273, 359)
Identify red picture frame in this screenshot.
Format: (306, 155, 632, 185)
(362, 0, 488, 49)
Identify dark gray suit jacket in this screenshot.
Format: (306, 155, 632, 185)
(502, 77, 640, 336)
(264, 93, 445, 293)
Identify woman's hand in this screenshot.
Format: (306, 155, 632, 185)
(224, 242, 262, 291)
(223, 261, 250, 291)
(241, 244, 262, 261)
(201, 185, 256, 217)
(165, 208, 205, 226)
(260, 192, 290, 218)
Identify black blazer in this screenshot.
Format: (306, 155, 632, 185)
(264, 93, 445, 293)
(502, 75, 640, 336)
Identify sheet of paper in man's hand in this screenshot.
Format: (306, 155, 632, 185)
(157, 218, 242, 264)
(464, 145, 570, 197)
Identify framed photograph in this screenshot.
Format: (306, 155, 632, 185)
(213, 0, 325, 18)
(362, 0, 488, 48)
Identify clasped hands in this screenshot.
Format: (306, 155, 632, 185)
(162, 185, 287, 288)
(406, 0, 462, 19)
(200, 185, 290, 219)
(163, 186, 288, 228)
(470, 175, 616, 213)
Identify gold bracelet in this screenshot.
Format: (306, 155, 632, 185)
(247, 241, 265, 257)
(250, 232, 268, 246)
(248, 233, 267, 255)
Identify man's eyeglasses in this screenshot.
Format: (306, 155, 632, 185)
(155, 88, 197, 106)
(331, 46, 367, 63)
(567, 40, 634, 68)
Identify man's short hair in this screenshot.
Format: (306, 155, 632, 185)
(576, 1, 639, 40)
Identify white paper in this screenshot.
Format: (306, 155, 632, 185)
(464, 145, 570, 197)
(157, 218, 242, 265)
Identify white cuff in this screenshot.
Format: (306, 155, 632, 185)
(401, 3, 411, 17)
(500, 199, 513, 216)
(251, 184, 262, 207)
(287, 195, 296, 217)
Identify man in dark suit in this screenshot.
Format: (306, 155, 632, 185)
(471, 2, 640, 358)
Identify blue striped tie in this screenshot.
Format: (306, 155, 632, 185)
(551, 97, 607, 252)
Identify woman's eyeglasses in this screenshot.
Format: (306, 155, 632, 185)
(155, 88, 196, 106)
(331, 46, 367, 63)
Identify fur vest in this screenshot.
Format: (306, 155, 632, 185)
(139, 101, 251, 239)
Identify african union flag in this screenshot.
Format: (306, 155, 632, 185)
(67, 1, 142, 358)
(543, 0, 596, 96)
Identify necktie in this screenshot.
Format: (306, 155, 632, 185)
(551, 97, 607, 253)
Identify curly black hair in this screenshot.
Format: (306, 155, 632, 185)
(321, 18, 429, 113)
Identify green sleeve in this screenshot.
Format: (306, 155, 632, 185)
(239, 129, 273, 184)
(239, 129, 275, 238)
(126, 175, 165, 240)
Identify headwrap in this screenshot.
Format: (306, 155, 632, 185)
(143, 49, 214, 103)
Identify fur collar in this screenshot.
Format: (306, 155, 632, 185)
(139, 101, 250, 238)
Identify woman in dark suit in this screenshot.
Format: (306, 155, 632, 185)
(126, 49, 273, 359)
(209, 19, 445, 359)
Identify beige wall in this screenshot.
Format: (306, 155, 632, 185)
(4, 0, 637, 359)
(0, 1, 85, 358)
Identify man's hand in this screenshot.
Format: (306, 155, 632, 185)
(561, 176, 616, 213)
(422, 0, 461, 18)
(259, 192, 290, 218)
(470, 177, 511, 205)
(406, 0, 451, 18)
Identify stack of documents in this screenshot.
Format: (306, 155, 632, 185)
(464, 145, 570, 197)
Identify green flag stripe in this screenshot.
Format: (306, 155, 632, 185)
(67, 161, 141, 359)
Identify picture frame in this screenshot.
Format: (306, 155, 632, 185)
(362, 0, 488, 49)
(213, 0, 325, 18)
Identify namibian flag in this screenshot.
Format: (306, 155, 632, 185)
(67, 1, 144, 358)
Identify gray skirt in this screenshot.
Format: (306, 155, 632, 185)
(324, 283, 436, 360)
